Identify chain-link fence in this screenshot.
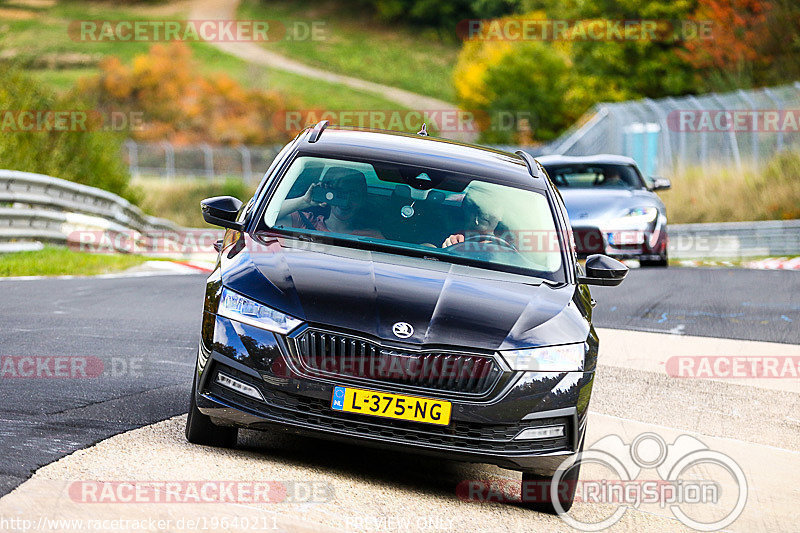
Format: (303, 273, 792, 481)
(124, 141, 282, 184)
(124, 82, 800, 182)
(541, 82, 800, 177)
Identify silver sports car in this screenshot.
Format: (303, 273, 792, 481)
(537, 155, 671, 267)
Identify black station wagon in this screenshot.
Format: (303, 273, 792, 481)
(186, 122, 627, 513)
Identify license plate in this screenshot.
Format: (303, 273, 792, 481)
(331, 386, 451, 426)
(608, 231, 644, 245)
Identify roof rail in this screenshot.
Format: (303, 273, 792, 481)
(307, 120, 329, 143)
(515, 150, 541, 178)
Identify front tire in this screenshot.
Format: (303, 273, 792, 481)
(185, 373, 238, 448)
(521, 442, 583, 514)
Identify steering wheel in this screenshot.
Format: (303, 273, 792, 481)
(447, 234, 519, 253)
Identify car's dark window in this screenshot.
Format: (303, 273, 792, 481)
(260, 155, 564, 279)
(544, 164, 644, 189)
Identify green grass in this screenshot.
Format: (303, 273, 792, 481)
(661, 150, 800, 223)
(189, 42, 408, 111)
(1, 2, 161, 67)
(0, 245, 153, 277)
(1, 0, 411, 111)
(133, 177, 258, 228)
(26, 67, 99, 91)
(238, 0, 459, 103)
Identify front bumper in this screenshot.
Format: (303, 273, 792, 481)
(195, 315, 593, 475)
(573, 222, 667, 260)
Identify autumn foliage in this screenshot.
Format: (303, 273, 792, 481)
(680, 0, 800, 87)
(679, 0, 771, 83)
(79, 43, 293, 146)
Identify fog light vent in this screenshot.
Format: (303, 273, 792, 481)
(216, 372, 264, 401)
(513, 425, 565, 441)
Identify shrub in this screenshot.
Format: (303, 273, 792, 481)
(0, 68, 134, 201)
(79, 43, 293, 146)
(453, 14, 629, 144)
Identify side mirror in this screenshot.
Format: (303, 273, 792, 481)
(649, 177, 671, 191)
(578, 254, 628, 286)
(201, 196, 243, 230)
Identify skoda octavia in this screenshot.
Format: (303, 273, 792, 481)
(186, 122, 627, 513)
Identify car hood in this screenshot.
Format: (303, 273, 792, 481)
(221, 234, 588, 352)
(560, 188, 661, 224)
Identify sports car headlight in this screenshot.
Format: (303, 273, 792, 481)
(501, 343, 585, 372)
(603, 206, 659, 231)
(621, 206, 658, 225)
(218, 287, 302, 334)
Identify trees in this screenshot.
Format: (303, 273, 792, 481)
(680, 0, 800, 90)
(454, 2, 699, 143)
(679, 0, 770, 90)
(80, 43, 292, 146)
(455, 36, 575, 143)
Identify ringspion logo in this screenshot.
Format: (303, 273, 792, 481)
(458, 432, 747, 531)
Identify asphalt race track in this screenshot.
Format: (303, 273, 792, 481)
(0, 275, 204, 496)
(0, 266, 798, 501)
(591, 267, 799, 344)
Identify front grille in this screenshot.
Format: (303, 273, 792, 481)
(206, 366, 569, 454)
(572, 227, 605, 255)
(293, 329, 502, 395)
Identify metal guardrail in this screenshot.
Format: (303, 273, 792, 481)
(2, 168, 796, 260)
(0, 169, 179, 249)
(668, 219, 800, 259)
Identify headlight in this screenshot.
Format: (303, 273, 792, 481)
(602, 207, 659, 232)
(501, 343, 585, 372)
(621, 206, 658, 224)
(218, 287, 302, 334)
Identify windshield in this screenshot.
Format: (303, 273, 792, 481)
(261, 155, 564, 280)
(544, 163, 644, 189)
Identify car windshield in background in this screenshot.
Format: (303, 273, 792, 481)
(262, 156, 564, 280)
(545, 164, 644, 189)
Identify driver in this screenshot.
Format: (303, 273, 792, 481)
(276, 168, 384, 239)
(601, 169, 625, 187)
(442, 181, 507, 248)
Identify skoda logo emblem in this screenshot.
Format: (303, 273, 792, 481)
(392, 322, 414, 339)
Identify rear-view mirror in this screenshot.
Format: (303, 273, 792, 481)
(201, 196, 243, 230)
(578, 254, 628, 286)
(649, 177, 671, 191)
